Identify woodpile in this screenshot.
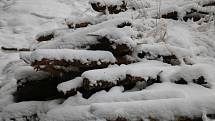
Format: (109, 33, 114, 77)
(10, 1, 215, 120)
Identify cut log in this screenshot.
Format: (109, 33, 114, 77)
(90, 0, 127, 14)
(82, 61, 168, 98)
(89, 39, 133, 57)
(66, 21, 91, 29)
(117, 22, 132, 28)
(174, 76, 209, 88)
(26, 49, 116, 75)
(35, 28, 67, 42)
(36, 31, 55, 42)
(168, 64, 214, 88)
(14, 67, 59, 101)
(159, 3, 214, 22)
(183, 12, 207, 22)
(14, 66, 82, 101)
(35, 18, 133, 50)
(202, 1, 215, 7)
(57, 77, 83, 98)
(161, 11, 178, 20)
(88, 27, 136, 56)
(136, 44, 191, 65)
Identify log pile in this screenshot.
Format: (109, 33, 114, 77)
(9, 0, 215, 120)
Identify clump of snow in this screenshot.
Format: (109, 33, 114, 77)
(19, 52, 32, 64)
(46, 105, 93, 121)
(14, 66, 49, 81)
(127, 0, 151, 10)
(1, 100, 61, 120)
(65, 16, 95, 26)
(126, 64, 169, 80)
(57, 77, 83, 94)
(29, 49, 116, 64)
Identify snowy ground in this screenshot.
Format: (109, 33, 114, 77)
(0, 0, 215, 121)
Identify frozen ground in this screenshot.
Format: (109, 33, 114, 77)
(0, 0, 215, 121)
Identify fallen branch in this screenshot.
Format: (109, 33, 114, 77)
(1, 46, 31, 51)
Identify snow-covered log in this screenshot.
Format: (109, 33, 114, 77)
(23, 49, 116, 75)
(45, 96, 215, 121)
(161, 11, 178, 20)
(88, 27, 137, 56)
(90, 0, 127, 14)
(14, 66, 61, 101)
(158, 2, 215, 21)
(35, 18, 133, 50)
(35, 28, 68, 42)
(57, 77, 83, 98)
(82, 61, 169, 98)
(135, 44, 192, 65)
(63, 87, 185, 106)
(167, 64, 215, 88)
(200, 0, 215, 7)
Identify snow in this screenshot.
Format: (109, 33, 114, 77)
(91, 96, 215, 121)
(126, 64, 169, 80)
(63, 87, 185, 106)
(14, 66, 49, 81)
(19, 52, 32, 64)
(45, 94, 215, 121)
(1, 100, 61, 120)
(29, 49, 116, 64)
(46, 105, 93, 121)
(57, 77, 83, 94)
